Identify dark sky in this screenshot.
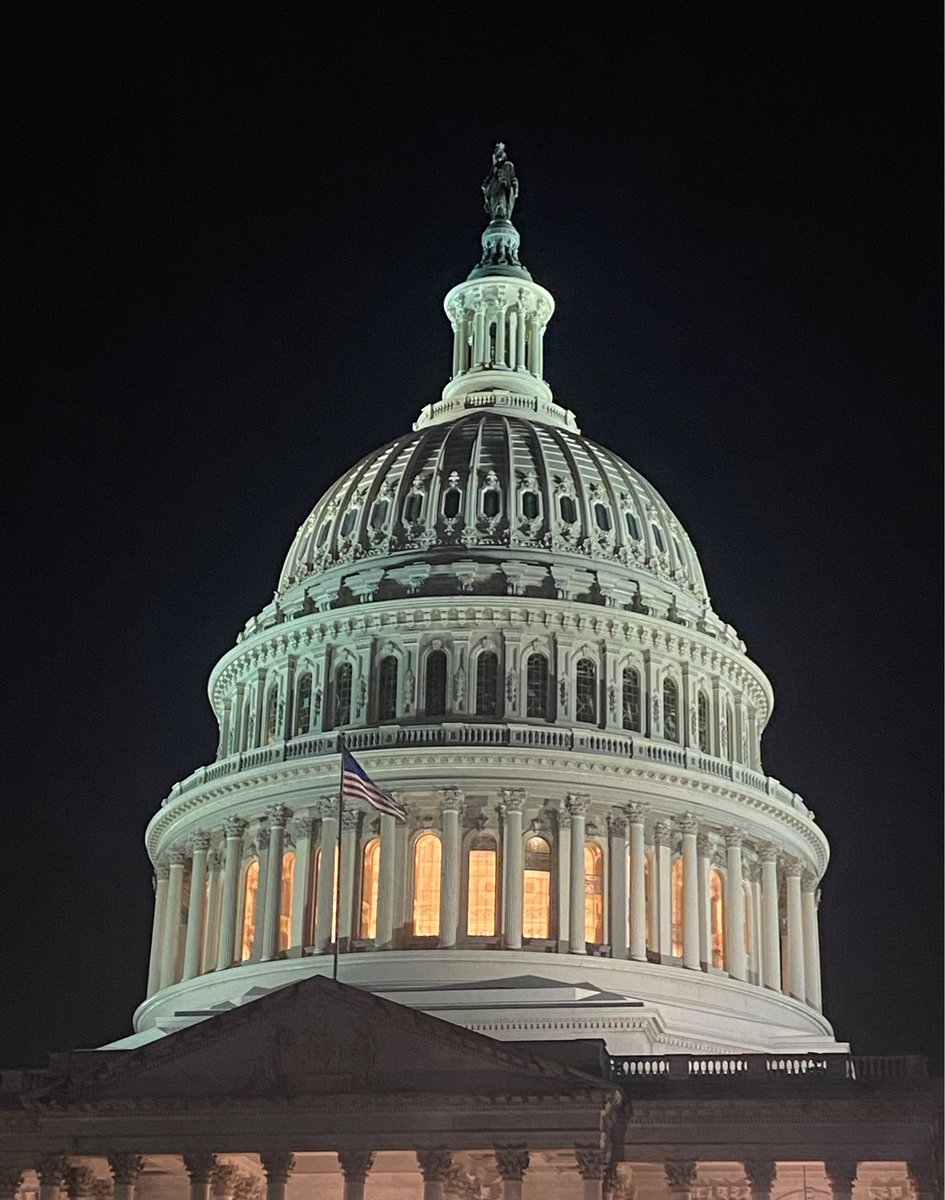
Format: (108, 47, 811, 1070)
(4, 8, 941, 1071)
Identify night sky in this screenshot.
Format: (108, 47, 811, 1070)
(4, 9, 941, 1071)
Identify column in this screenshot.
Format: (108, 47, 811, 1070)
(907, 1161, 938, 1200)
(514, 307, 526, 369)
(35, 1157, 66, 1200)
(337, 811, 360, 950)
(64, 1166, 96, 1200)
(416, 1149, 452, 1200)
(575, 1147, 605, 1200)
(183, 1156, 216, 1200)
(495, 1147, 529, 1200)
(724, 828, 747, 981)
(209, 1163, 239, 1200)
(607, 814, 628, 959)
(337, 1150, 374, 1200)
(107, 1155, 143, 1200)
(260, 804, 292, 960)
(679, 814, 700, 971)
(697, 833, 712, 969)
(747, 861, 763, 984)
(501, 789, 525, 949)
(0, 1171, 23, 1200)
(567, 793, 590, 952)
(451, 318, 462, 377)
(182, 831, 211, 981)
(314, 799, 339, 953)
(759, 846, 782, 991)
(533, 326, 544, 377)
(627, 803, 647, 961)
(217, 817, 248, 970)
(664, 1161, 697, 1200)
(203, 849, 224, 971)
(288, 814, 314, 948)
(743, 1160, 777, 1200)
(250, 824, 271, 962)
(146, 858, 170, 996)
(556, 805, 572, 953)
(159, 846, 187, 989)
(438, 788, 465, 948)
(259, 1153, 294, 1200)
(802, 871, 823, 1010)
(371, 810, 396, 949)
(495, 303, 507, 365)
(783, 855, 806, 1000)
(824, 1161, 858, 1200)
(655, 821, 672, 961)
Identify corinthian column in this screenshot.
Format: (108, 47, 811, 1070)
(744, 1160, 777, 1200)
(697, 832, 712, 968)
(217, 817, 247, 969)
(182, 831, 211, 981)
(1, 1169, 23, 1200)
(665, 1161, 697, 1200)
(290, 813, 315, 949)
(259, 1152, 294, 1200)
(575, 1146, 606, 1200)
(439, 788, 465, 948)
(802, 871, 823, 1010)
(495, 1147, 529, 1200)
(501, 789, 526, 949)
(182, 1156, 216, 1200)
(159, 846, 188, 989)
(374, 810, 397, 949)
(416, 1149, 452, 1200)
(724, 829, 747, 981)
(759, 846, 781, 991)
(260, 804, 292, 961)
(627, 803, 647, 961)
(146, 858, 170, 996)
(824, 1161, 858, 1200)
(783, 855, 806, 1000)
(35, 1157, 66, 1200)
(107, 1156, 143, 1200)
(337, 1150, 373, 1200)
(655, 821, 672, 961)
(337, 810, 360, 950)
(679, 814, 700, 971)
(314, 799, 339, 953)
(567, 793, 590, 953)
(203, 849, 224, 970)
(607, 813, 628, 958)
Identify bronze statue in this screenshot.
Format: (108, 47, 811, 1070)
(482, 142, 519, 221)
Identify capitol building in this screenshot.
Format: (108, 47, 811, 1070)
(1, 148, 937, 1200)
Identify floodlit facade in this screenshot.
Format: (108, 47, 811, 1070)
(1, 147, 938, 1200)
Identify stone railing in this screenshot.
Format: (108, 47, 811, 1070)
(609, 1053, 929, 1083)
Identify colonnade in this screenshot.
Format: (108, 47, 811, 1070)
(449, 300, 545, 380)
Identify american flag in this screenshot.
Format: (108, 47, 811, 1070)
(341, 749, 407, 820)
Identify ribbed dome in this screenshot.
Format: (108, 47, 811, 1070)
(278, 411, 709, 608)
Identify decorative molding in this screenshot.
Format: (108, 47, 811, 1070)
(494, 1147, 530, 1182)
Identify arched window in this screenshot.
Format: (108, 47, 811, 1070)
(584, 842, 604, 944)
(295, 673, 312, 736)
(314, 846, 338, 941)
(360, 838, 380, 940)
(475, 652, 499, 716)
(378, 655, 398, 722)
(526, 653, 550, 719)
(466, 834, 497, 936)
(340, 508, 358, 539)
(698, 691, 710, 753)
(424, 649, 447, 716)
(622, 666, 641, 731)
(522, 490, 540, 520)
(523, 835, 552, 939)
(559, 495, 577, 524)
(404, 492, 423, 523)
(671, 857, 684, 958)
(625, 510, 641, 540)
(315, 520, 330, 547)
(710, 868, 725, 969)
(576, 658, 598, 723)
(240, 860, 259, 961)
(334, 662, 352, 728)
(279, 851, 295, 951)
(663, 677, 679, 742)
(264, 687, 279, 745)
(412, 832, 441, 937)
(651, 523, 665, 552)
(594, 503, 612, 532)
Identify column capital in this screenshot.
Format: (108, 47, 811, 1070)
(781, 854, 803, 877)
(191, 830, 212, 853)
(256, 825, 271, 850)
(0, 1171, 24, 1200)
(416, 1149, 452, 1183)
(746, 860, 762, 884)
(664, 1160, 697, 1192)
(64, 1166, 97, 1200)
(107, 1156, 143, 1186)
(743, 1160, 777, 1192)
(607, 813, 628, 837)
(566, 792, 591, 816)
(313, 796, 338, 820)
(575, 1146, 606, 1180)
(258, 1153, 294, 1185)
(208, 849, 224, 872)
(341, 810, 360, 831)
(439, 787, 466, 814)
(182, 1156, 217, 1186)
(168, 845, 189, 867)
(625, 802, 648, 824)
(824, 1161, 858, 1194)
(696, 832, 712, 857)
(90, 1185, 111, 1200)
(35, 1157, 67, 1186)
(499, 788, 527, 812)
(724, 827, 746, 848)
(654, 820, 673, 847)
(801, 869, 819, 893)
(494, 1147, 529, 1182)
(337, 1150, 374, 1184)
(759, 844, 780, 863)
(906, 1161, 938, 1199)
(155, 857, 171, 881)
(223, 816, 248, 839)
(265, 804, 292, 828)
(678, 812, 699, 835)
(209, 1165, 240, 1197)
(294, 813, 316, 838)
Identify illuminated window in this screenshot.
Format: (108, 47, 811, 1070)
(522, 490, 539, 520)
(412, 832, 441, 936)
(314, 847, 338, 941)
(559, 495, 577, 524)
(475, 652, 499, 716)
(576, 658, 597, 723)
(594, 502, 612, 532)
(663, 677, 679, 742)
(360, 838, 380, 939)
(710, 868, 725, 969)
(295, 673, 312, 735)
(279, 851, 295, 951)
(652, 523, 665, 552)
(584, 842, 604, 944)
(698, 691, 710, 753)
(466, 835, 497, 936)
(523, 835, 552, 939)
(526, 653, 550, 719)
(240, 860, 259, 961)
(622, 666, 641, 731)
(378, 656, 398, 721)
(671, 857, 684, 957)
(424, 649, 447, 716)
(265, 687, 279, 745)
(334, 662, 352, 728)
(404, 492, 423, 523)
(625, 510, 641, 540)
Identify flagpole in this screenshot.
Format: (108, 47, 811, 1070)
(332, 733, 345, 982)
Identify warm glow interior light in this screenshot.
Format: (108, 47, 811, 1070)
(278, 851, 295, 951)
(412, 832, 441, 936)
(523, 836, 551, 938)
(671, 857, 684, 957)
(584, 842, 603, 944)
(241, 860, 259, 961)
(360, 838, 380, 939)
(466, 845, 497, 936)
(711, 867, 725, 969)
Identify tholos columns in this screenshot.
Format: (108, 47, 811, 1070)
(439, 788, 464, 948)
(679, 813, 700, 971)
(567, 793, 590, 952)
(416, 1149, 452, 1200)
(337, 1150, 374, 1200)
(501, 789, 526, 949)
(146, 857, 170, 996)
(783, 855, 807, 1001)
(259, 1152, 294, 1200)
(182, 831, 211, 980)
(314, 800, 339, 953)
(627, 803, 647, 961)
(607, 814, 628, 958)
(655, 821, 673, 961)
(217, 816, 248, 970)
(802, 870, 823, 1010)
(107, 1155, 143, 1200)
(290, 813, 316, 949)
(759, 846, 782, 990)
(183, 1155, 216, 1200)
(35, 1157, 66, 1200)
(374, 810, 397, 949)
(159, 846, 188, 989)
(744, 1160, 777, 1200)
(495, 1147, 529, 1200)
(575, 1147, 606, 1200)
(724, 829, 747, 981)
(260, 804, 291, 960)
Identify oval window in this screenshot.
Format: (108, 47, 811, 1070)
(559, 495, 577, 524)
(651, 523, 665, 552)
(594, 503, 611, 532)
(625, 511, 640, 540)
(522, 491, 539, 520)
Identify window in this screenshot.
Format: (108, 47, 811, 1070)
(424, 649, 447, 716)
(482, 489, 500, 518)
(295, 673, 312, 736)
(671, 857, 684, 958)
(594, 502, 612, 532)
(466, 835, 497, 936)
(559, 495, 577, 524)
(412, 832, 441, 937)
(710, 868, 725, 969)
(240, 860, 259, 961)
(698, 691, 710, 753)
(334, 662, 352, 728)
(575, 658, 598, 723)
(340, 509, 357, 539)
(584, 842, 604, 945)
(526, 653, 550, 719)
(674, 537, 684, 564)
(663, 677, 679, 742)
(360, 838, 380, 939)
(404, 492, 423, 523)
(625, 510, 641, 540)
(315, 520, 329, 547)
(651, 523, 665, 552)
(443, 488, 461, 519)
(622, 666, 641, 731)
(523, 836, 552, 939)
(475, 652, 499, 716)
(314, 846, 338, 941)
(264, 687, 278, 745)
(378, 656, 398, 721)
(522, 490, 539, 520)
(370, 498, 389, 529)
(279, 851, 295, 951)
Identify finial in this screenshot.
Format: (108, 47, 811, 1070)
(482, 142, 519, 221)
(469, 143, 529, 280)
